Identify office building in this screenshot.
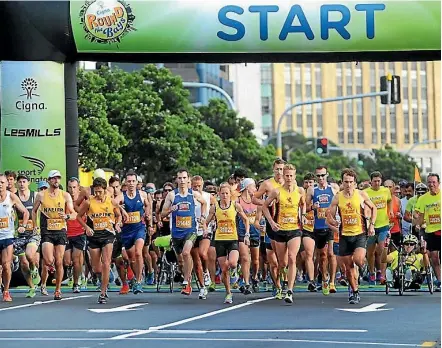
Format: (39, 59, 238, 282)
(261, 62, 441, 175)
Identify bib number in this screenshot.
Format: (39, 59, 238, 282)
(19, 219, 33, 231)
(0, 217, 9, 229)
(126, 211, 141, 224)
(93, 217, 112, 231)
(176, 216, 192, 229)
(429, 214, 441, 225)
(47, 218, 64, 231)
(317, 208, 327, 219)
(343, 216, 358, 226)
(218, 220, 234, 235)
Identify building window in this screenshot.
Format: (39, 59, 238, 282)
(295, 83, 302, 103)
(261, 96, 271, 114)
(347, 102, 353, 128)
(404, 132, 410, 144)
(422, 111, 429, 141)
(372, 131, 378, 144)
(346, 85, 353, 96)
(261, 66, 272, 84)
(317, 111, 323, 129)
(423, 157, 433, 173)
(391, 132, 397, 144)
(357, 130, 364, 144)
(348, 132, 354, 144)
(305, 85, 312, 98)
(412, 110, 419, 131)
(285, 84, 292, 104)
(294, 66, 301, 81)
(413, 131, 419, 143)
(304, 65, 312, 84)
(297, 113, 302, 131)
(338, 129, 345, 144)
(306, 105, 313, 128)
(284, 64, 291, 84)
(380, 106, 386, 129)
(370, 63, 376, 91)
(381, 131, 387, 144)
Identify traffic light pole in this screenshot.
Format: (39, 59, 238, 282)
(276, 77, 392, 158)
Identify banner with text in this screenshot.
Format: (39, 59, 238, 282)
(0, 61, 66, 191)
(70, 0, 440, 53)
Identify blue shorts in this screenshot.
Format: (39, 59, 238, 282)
(333, 242, 340, 256)
(0, 238, 14, 251)
(121, 227, 146, 250)
(367, 225, 390, 246)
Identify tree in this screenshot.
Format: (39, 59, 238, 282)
(95, 65, 230, 183)
(358, 145, 418, 183)
(199, 99, 276, 178)
(76, 69, 127, 170)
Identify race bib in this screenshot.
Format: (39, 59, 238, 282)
(93, 217, 112, 231)
(176, 216, 192, 229)
(47, 218, 65, 231)
(343, 215, 358, 226)
(428, 214, 441, 225)
(218, 220, 234, 235)
(126, 211, 141, 224)
(280, 213, 296, 224)
(0, 217, 9, 229)
(247, 213, 256, 224)
(317, 208, 327, 219)
(374, 199, 386, 209)
(19, 219, 34, 231)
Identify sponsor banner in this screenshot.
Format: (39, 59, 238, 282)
(0, 61, 66, 191)
(70, 0, 440, 53)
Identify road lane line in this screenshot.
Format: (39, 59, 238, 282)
(0, 337, 423, 346)
(0, 295, 93, 312)
(109, 296, 273, 340)
(156, 329, 368, 334)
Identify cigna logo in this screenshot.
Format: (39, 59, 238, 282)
(16, 78, 47, 112)
(80, 0, 136, 45)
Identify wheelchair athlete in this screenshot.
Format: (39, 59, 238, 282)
(384, 234, 424, 289)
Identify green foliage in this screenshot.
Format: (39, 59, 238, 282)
(76, 70, 127, 170)
(358, 145, 419, 183)
(199, 99, 276, 179)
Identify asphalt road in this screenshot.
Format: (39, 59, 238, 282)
(0, 287, 440, 348)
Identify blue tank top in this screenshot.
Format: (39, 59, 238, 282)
(122, 190, 145, 234)
(312, 185, 334, 230)
(171, 188, 197, 239)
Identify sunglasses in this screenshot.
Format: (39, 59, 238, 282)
(164, 188, 172, 192)
(316, 174, 327, 178)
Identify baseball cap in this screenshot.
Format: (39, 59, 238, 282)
(17, 174, 29, 181)
(48, 170, 62, 179)
(38, 181, 49, 190)
(145, 187, 155, 194)
(239, 178, 255, 192)
(399, 179, 408, 187)
(93, 169, 106, 179)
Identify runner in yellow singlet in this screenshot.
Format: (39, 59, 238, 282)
(327, 168, 377, 304)
(263, 164, 306, 304)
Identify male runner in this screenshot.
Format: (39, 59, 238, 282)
(77, 177, 122, 303)
(65, 177, 86, 293)
(32, 170, 75, 300)
(327, 168, 377, 304)
(306, 166, 339, 295)
(74, 169, 111, 212)
(0, 174, 30, 301)
(115, 170, 152, 294)
(415, 173, 441, 291)
(263, 164, 306, 304)
(364, 171, 392, 285)
(5, 171, 18, 194)
(301, 173, 316, 291)
(384, 179, 402, 247)
(161, 169, 207, 296)
(13, 174, 41, 298)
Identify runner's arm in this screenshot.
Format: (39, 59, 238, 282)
(194, 191, 208, 218)
(298, 187, 307, 216)
(254, 206, 263, 230)
(76, 200, 90, 230)
(161, 191, 175, 218)
(262, 189, 278, 224)
(326, 194, 339, 228)
(112, 198, 122, 230)
(64, 192, 76, 218)
(74, 189, 88, 213)
(360, 190, 377, 225)
(235, 202, 250, 236)
(31, 192, 42, 229)
(305, 186, 314, 212)
(252, 181, 269, 206)
(206, 203, 216, 224)
(11, 193, 29, 227)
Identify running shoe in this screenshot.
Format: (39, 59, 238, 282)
(243, 284, 252, 295)
(284, 290, 293, 304)
(2, 291, 12, 302)
(145, 272, 155, 285)
(368, 273, 376, 286)
(322, 281, 330, 296)
(308, 281, 317, 292)
(73, 284, 81, 294)
(40, 285, 48, 296)
(26, 287, 36, 298)
(208, 282, 216, 292)
(329, 283, 337, 294)
(224, 293, 233, 304)
(181, 282, 192, 296)
(203, 271, 211, 287)
(31, 268, 41, 286)
(339, 277, 349, 287)
(275, 288, 283, 300)
(119, 282, 130, 295)
(198, 288, 207, 300)
(98, 294, 107, 304)
(133, 282, 144, 294)
(251, 278, 259, 293)
(54, 290, 62, 300)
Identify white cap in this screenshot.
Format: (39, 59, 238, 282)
(240, 178, 255, 192)
(48, 170, 62, 179)
(137, 175, 143, 183)
(93, 168, 106, 179)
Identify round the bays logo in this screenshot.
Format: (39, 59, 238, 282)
(80, 0, 135, 44)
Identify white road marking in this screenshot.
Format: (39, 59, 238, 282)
(0, 330, 136, 333)
(155, 329, 368, 334)
(0, 295, 93, 312)
(0, 337, 422, 346)
(88, 303, 148, 313)
(337, 303, 392, 313)
(110, 296, 273, 340)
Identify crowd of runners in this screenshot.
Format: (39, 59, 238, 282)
(0, 160, 440, 305)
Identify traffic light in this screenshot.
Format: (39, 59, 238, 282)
(316, 137, 328, 155)
(380, 75, 401, 105)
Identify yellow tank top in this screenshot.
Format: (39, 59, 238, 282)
(276, 187, 300, 231)
(214, 201, 238, 241)
(88, 196, 115, 233)
(269, 177, 283, 189)
(303, 210, 315, 232)
(40, 189, 66, 232)
(338, 190, 365, 236)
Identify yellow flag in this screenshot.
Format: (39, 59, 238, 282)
(414, 166, 422, 183)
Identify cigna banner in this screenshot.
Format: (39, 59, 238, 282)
(0, 61, 66, 191)
(70, 0, 440, 53)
